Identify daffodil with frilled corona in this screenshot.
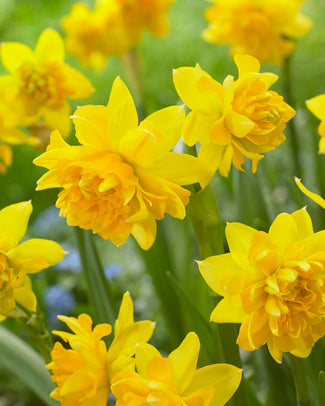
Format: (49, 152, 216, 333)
(203, 0, 312, 64)
(47, 292, 155, 405)
(0, 201, 66, 320)
(34, 77, 211, 250)
(306, 94, 325, 153)
(0, 28, 93, 140)
(199, 208, 325, 363)
(111, 331, 242, 406)
(62, 0, 174, 70)
(173, 54, 295, 177)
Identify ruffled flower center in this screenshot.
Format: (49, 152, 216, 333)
(0, 253, 24, 312)
(18, 62, 71, 114)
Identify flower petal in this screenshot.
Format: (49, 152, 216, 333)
(13, 276, 37, 312)
(0, 201, 32, 251)
(306, 94, 325, 121)
(61, 64, 94, 99)
(168, 332, 200, 394)
(295, 177, 325, 209)
(234, 54, 260, 77)
(42, 102, 71, 138)
(225, 222, 257, 268)
(182, 110, 217, 146)
(131, 215, 157, 250)
(268, 213, 298, 259)
(1, 42, 35, 73)
(210, 298, 246, 323)
(34, 29, 65, 63)
(135, 343, 162, 378)
(183, 363, 242, 406)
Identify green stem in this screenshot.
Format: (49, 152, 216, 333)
(319, 371, 325, 406)
(75, 228, 116, 327)
(282, 55, 302, 179)
(288, 354, 310, 406)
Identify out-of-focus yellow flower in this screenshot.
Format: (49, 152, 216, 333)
(203, 0, 312, 64)
(47, 292, 155, 406)
(0, 201, 66, 320)
(34, 77, 211, 250)
(199, 208, 325, 363)
(295, 177, 325, 208)
(0, 28, 94, 138)
(111, 331, 242, 406)
(306, 94, 325, 153)
(173, 54, 295, 177)
(62, 0, 174, 70)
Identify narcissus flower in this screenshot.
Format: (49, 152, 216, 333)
(306, 94, 325, 153)
(173, 54, 295, 177)
(199, 208, 325, 363)
(34, 77, 211, 250)
(0, 28, 93, 137)
(295, 177, 325, 209)
(203, 0, 312, 64)
(47, 292, 155, 406)
(62, 0, 174, 70)
(111, 332, 242, 406)
(0, 201, 66, 320)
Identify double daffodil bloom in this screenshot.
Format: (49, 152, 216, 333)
(62, 0, 174, 70)
(173, 54, 295, 177)
(34, 77, 212, 250)
(203, 0, 312, 64)
(0, 28, 93, 138)
(306, 94, 325, 153)
(0, 201, 66, 320)
(47, 292, 155, 406)
(199, 208, 325, 363)
(111, 332, 242, 406)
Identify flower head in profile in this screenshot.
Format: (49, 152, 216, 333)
(34, 77, 211, 250)
(111, 331, 242, 406)
(0, 28, 93, 138)
(199, 208, 325, 363)
(203, 0, 312, 64)
(173, 54, 295, 177)
(306, 94, 325, 153)
(47, 292, 155, 405)
(0, 201, 66, 320)
(62, 0, 174, 70)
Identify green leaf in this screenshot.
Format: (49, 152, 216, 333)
(319, 371, 325, 406)
(0, 325, 58, 405)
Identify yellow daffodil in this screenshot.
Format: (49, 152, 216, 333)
(203, 0, 312, 64)
(173, 54, 295, 177)
(199, 208, 325, 363)
(111, 331, 242, 406)
(0, 201, 66, 320)
(62, 0, 174, 70)
(34, 77, 212, 250)
(0, 28, 94, 138)
(47, 291, 155, 406)
(295, 177, 325, 208)
(306, 94, 325, 153)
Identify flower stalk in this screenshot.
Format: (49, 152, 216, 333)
(288, 354, 310, 406)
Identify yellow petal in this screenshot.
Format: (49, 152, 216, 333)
(135, 343, 162, 378)
(106, 77, 138, 148)
(1, 42, 35, 73)
(72, 105, 115, 150)
(9, 239, 66, 273)
(61, 64, 94, 99)
(295, 177, 325, 209)
(209, 117, 232, 145)
(226, 111, 255, 138)
(42, 102, 71, 138)
(114, 291, 134, 337)
(267, 337, 283, 364)
(173, 65, 222, 113)
(146, 357, 174, 382)
(290, 207, 314, 239)
(210, 298, 246, 323)
(234, 54, 260, 77)
(148, 152, 213, 188)
(197, 253, 239, 296)
(184, 364, 242, 406)
(140, 105, 185, 159)
(168, 332, 200, 394)
(225, 222, 257, 268)
(131, 215, 157, 250)
(0, 201, 32, 251)
(34, 29, 65, 63)
(14, 276, 37, 312)
(268, 213, 298, 259)
(306, 94, 325, 121)
(182, 110, 217, 146)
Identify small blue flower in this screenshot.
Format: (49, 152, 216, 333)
(44, 285, 75, 325)
(55, 247, 81, 273)
(104, 263, 122, 280)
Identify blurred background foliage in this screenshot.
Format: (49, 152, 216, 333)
(0, 0, 325, 405)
